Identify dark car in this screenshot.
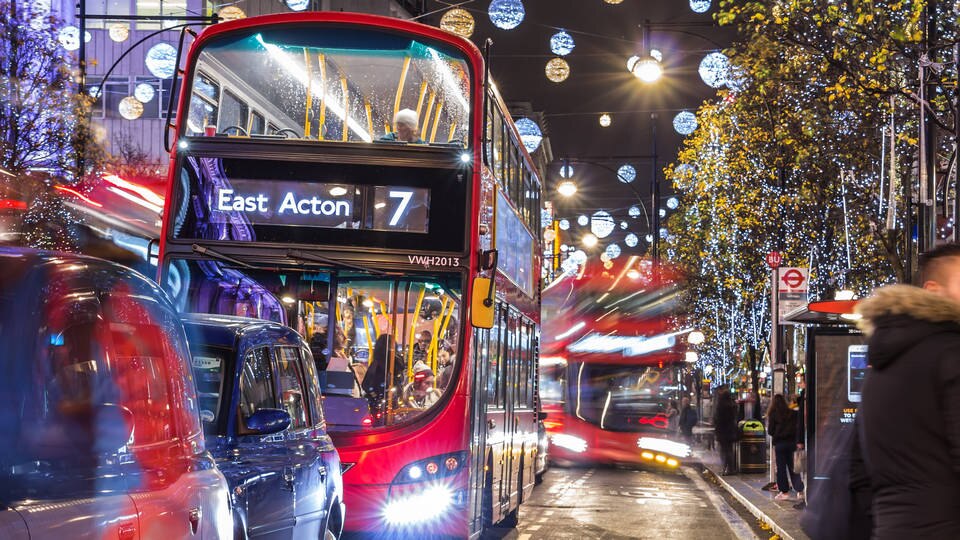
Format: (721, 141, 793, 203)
(0, 248, 232, 539)
(182, 314, 345, 540)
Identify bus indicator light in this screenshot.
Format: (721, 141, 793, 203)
(445, 457, 459, 471)
(425, 462, 439, 475)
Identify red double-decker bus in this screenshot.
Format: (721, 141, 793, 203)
(156, 12, 542, 537)
(540, 258, 693, 468)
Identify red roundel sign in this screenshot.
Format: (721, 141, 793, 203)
(781, 268, 806, 289)
(765, 251, 782, 269)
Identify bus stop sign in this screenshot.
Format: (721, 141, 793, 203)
(765, 251, 782, 269)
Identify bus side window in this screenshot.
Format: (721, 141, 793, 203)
(250, 111, 265, 135)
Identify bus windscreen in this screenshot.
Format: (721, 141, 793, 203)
(185, 26, 472, 144)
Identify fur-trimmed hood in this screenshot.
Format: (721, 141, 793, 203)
(855, 285, 960, 369)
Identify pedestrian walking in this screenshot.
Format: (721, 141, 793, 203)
(713, 386, 739, 475)
(666, 399, 680, 433)
(855, 242, 960, 539)
(766, 394, 804, 501)
(678, 397, 698, 444)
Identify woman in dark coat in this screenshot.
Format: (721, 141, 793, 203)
(767, 394, 804, 500)
(713, 387, 739, 475)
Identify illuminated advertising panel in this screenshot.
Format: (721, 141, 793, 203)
(495, 190, 534, 297)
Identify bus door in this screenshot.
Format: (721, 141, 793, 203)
(502, 309, 521, 509)
(468, 325, 491, 535)
(485, 304, 510, 523)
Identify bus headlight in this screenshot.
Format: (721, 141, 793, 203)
(637, 437, 691, 458)
(551, 433, 587, 453)
(383, 485, 454, 525)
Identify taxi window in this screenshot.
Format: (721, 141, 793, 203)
(299, 350, 325, 427)
(239, 347, 275, 419)
(276, 347, 309, 429)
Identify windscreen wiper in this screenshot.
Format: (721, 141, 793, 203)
(286, 249, 389, 276)
(192, 244, 275, 270)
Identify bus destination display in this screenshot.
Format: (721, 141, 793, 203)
(209, 178, 430, 233)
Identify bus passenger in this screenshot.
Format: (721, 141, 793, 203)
(404, 362, 441, 409)
(412, 330, 431, 363)
(437, 345, 455, 390)
(379, 109, 425, 144)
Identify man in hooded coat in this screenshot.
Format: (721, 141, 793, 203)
(855, 243, 960, 539)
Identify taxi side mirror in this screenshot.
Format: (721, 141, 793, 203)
(471, 276, 495, 329)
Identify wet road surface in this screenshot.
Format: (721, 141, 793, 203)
(483, 465, 762, 540)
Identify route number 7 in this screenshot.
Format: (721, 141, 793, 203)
(388, 190, 413, 226)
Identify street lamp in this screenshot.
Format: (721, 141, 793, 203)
(557, 180, 578, 197)
(582, 233, 598, 248)
(631, 55, 662, 83)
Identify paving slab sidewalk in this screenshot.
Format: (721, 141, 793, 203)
(692, 448, 810, 540)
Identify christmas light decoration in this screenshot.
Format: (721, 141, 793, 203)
(217, 6, 246, 21)
(440, 8, 475, 38)
(545, 57, 570, 82)
(119, 96, 144, 120)
(690, 0, 711, 13)
(108, 24, 129, 42)
(599, 113, 611, 127)
(673, 111, 698, 135)
(145, 43, 177, 79)
(489, 0, 525, 30)
(559, 218, 570, 230)
(515, 118, 542, 153)
(550, 30, 575, 56)
(590, 211, 615, 239)
(625, 233, 639, 247)
(617, 164, 636, 183)
(134, 83, 155, 103)
(699, 52, 730, 88)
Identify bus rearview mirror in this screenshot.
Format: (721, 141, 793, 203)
(471, 277, 494, 329)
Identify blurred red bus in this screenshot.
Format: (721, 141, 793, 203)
(157, 12, 541, 537)
(540, 257, 692, 467)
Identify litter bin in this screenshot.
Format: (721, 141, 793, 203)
(737, 420, 767, 473)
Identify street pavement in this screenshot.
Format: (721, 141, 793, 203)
(483, 465, 763, 540)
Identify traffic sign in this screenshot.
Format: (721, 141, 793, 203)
(779, 268, 808, 292)
(765, 251, 782, 269)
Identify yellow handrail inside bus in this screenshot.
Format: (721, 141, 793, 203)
(340, 76, 349, 141)
(407, 285, 426, 380)
(415, 81, 427, 121)
(447, 121, 457, 142)
(365, 100, 374, 140)
(392, 56, 411, 131)
(317, 53, 327, 140)
(438, 297, 454, 350)
(303, 49, 312, 138)
(429, 102, 444, 143)
(429, 297, 445, 374)
(420, 90, 436, 141)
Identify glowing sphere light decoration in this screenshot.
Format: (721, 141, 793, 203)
(667, 196, 679, 210)
(286, 0, 309, 11)
(620, 221, 628, 230)
(699, 52, 730, 88)
(58, 26, 81, 50)
(217, 6, 246, 21)
(690, 0, 711, 13)
(488, 0, 525, 30)
(590, 211, 615, 239)
(628, 205, 641, 218)
(558, 218, 570, 230)
(440, 8, 475, 38)
(145, 43, 177, 79)
(582, 233, 598, 248)
(134, 83, 155, 103)
(108, 24, 129, 42)
(545, 57, 570, 83)
(515, 118, 542, 153)
(604, 0, 623, 3)
(119, 96, 144, 120)
(599, 113, 611, 127)
(605, 244, 622, 259)
(577, 215, 589, 227)
(673, 111, 698, 135)
(632, 55, 662, 83)
(560, 163, 574, 178)
(617, 164, 636, 183)
(550, 30, 575, 56)
(625, 233, 639, 247)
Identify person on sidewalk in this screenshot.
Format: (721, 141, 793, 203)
(713, 386, 739, 475)
(767, 394, 804, 501)
(666, 399, 680, 433)
(855, 242, 960, 540)
(679, 396, 698, 444)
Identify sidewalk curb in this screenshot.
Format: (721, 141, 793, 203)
(701, 465, 797, 540)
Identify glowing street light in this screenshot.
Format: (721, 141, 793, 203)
(582, 233, 598, 248)
(557, 180, 578, 197)
(632, 55, 662, 83)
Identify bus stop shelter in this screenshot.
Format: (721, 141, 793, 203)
(783, 299, 865, 500)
